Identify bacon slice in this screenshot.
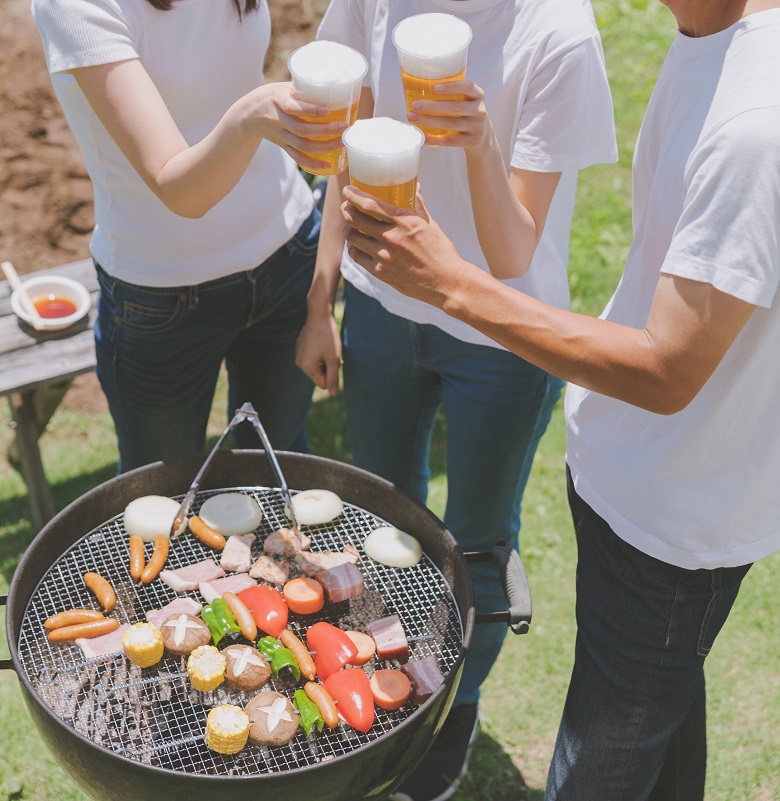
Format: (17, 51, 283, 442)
(401, 657, 445, 705)
(315, 561, 364, 603)
(159, 559, 225, 593)
(369, 614, 410, 662)
(220, 533, 256, 573)
(145, 597, 202, 629)
(199, 573, 257, 604)
(76, 623, 130, 659)
(248, 555, 290, 586)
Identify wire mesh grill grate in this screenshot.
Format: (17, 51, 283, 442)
(16, 486, 463, 776)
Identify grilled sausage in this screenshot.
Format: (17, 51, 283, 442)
(141, 535, 169, 583)
(188, 516, 226, 551)
(83, 571, 116, 613)
(47, 617, 119, 643)
(44, 609, 105, 631)
(304, 681, 339, 729)
(221, 591, 257, 641)
(280, 629, 316, 681)
(129, 534, 146, 581)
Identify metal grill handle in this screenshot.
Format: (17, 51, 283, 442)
(463, 543, 532, 635)
(0, 594, 14, 671)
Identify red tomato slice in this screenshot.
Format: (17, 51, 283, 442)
(236, 585, 288, 639)
(305, 621, 358, 681)
(324, 668, 375, 733)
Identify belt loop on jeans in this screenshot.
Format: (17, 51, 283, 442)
(186, 285, 198, 310)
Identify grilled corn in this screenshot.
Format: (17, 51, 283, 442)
(205, 704, 250, 754)
(122, 622, 164, 668)
(187, 645, 226, 691)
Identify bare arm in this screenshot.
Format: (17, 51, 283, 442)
(340, 188, 756, 414)
(71, 59, 346, 218)
(408, 80, 560, 279)
(295, 87, 375, 395)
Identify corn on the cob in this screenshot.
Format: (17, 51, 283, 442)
(205, 704, 250, 754)
(187, 645, 226, 691)
(122, 622, 164, 668)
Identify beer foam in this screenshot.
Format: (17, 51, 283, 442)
(392, 13, 472, 80)
(288, 41, 368, 106)
(343, 118, 424, 186)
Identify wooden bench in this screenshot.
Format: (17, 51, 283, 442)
(0, 257, 99, 531)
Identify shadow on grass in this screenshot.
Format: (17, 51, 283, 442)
(458, 728, 542, 801)
(0, 461, 118, 583)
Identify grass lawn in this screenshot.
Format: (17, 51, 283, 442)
(1, 2, 778, 800)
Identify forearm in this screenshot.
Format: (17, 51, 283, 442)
(441, 267, 680, 411)
(464, 127, 538, 279)
(307, 171, 350, 313)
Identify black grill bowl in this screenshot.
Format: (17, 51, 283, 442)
(5, 450, 474, 801)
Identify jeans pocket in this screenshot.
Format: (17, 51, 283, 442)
(117, 286, 188, 334)
(285, 208, 321, 258)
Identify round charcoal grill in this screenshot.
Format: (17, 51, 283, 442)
(3, 448, 530, 801)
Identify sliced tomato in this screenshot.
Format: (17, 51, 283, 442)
(236, 585, 288, 639)
(305, 621, 358, 680)
(324, 668, 375, 733)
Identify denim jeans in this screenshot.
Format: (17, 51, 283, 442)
(95, 209, 320, 472)
(546, 468, 752, 801)
(342, 283, 557, 704)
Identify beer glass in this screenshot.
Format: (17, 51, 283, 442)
(342, 117, 425, 211)
(288, 40, 368, 176)
(392, 13, 473, 141)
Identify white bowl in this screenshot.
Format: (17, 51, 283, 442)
(10, 274, 92, 332)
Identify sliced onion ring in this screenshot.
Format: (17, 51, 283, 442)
(286, 489, 343, 527)
(363, 526, 423, 568)
(198, 493, 263, 537)
(123, 495, 186, 543)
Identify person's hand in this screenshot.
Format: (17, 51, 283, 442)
(340, 186, 473, 308)
(296, 305, 343, 397)
(406, 80, 492, 150)
(239, 82, 347, 173)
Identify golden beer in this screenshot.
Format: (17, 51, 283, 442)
(294, 99, 360, 176)
(392, 13, 472, 144)
(400, 68, 467, 139)
(351, 177, 418, 211)
(288, 41, 368, 176)
(342, 118, 424, 211)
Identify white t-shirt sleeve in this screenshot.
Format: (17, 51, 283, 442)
(32, 0, 139, 75)
(661, 106, 780, 309)
(512, 34, 617, 173)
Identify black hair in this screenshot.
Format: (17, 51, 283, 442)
(145, 0, 259, 17)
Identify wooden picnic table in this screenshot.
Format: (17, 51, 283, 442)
(0, 257, 99, 531)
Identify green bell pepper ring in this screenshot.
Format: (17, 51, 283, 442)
(294, 689, 324, 738)
(257, 635, 301, 681)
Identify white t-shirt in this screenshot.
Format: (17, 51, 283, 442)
(565, 10, 780, 569)
(318, 0, 617, 348)
(31, 0, 314, 287)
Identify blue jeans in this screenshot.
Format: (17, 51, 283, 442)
(546, 468, 752, 801)
(95, 210, 320, 472)
(342, 283, 558, 704)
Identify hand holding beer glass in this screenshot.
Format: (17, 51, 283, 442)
(287, 40, 368, 175)
(392, 13, 473, 142)
(342, 117, 424, 211)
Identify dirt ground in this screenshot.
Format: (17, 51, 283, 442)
(0, 0, 328, 411)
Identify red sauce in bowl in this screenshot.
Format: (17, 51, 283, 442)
(33, 295, 78, 319)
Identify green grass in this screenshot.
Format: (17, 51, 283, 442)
(1, 2, 779, 799)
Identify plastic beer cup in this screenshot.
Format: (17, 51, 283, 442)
(392, 13, 473, 141)
(342, 117, 425, 211)
(288, 41, 368, 176)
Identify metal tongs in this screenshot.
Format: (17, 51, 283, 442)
(168, 401, 299, 538)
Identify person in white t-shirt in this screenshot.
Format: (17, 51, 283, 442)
(31, 0, 345, 471)
(340, 1, 780, 798)
(295, 2, 616, 799)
